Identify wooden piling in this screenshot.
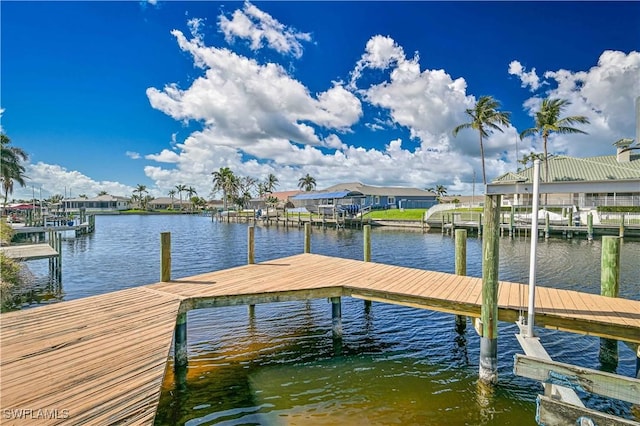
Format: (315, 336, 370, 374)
(331, 296, 342, 339)
(454, 229, 467, 332)
(478, 213, 482, 237)
(304, 223, 311, 253)
(545, 213, 550, 239)
(364, 224, 371, 262)
(247, 226, 255, 264)
(480, 194, 501, 384)
(600, 236, 621, 370)
(364, 224, 372, 309)
(509, 206, 514, 238)
(587, 212, 594, 241)
(161, 232, 171, 282)
(601, 236, 620, 299)
(174, 312, 187, 368)
(619, 214, 625, 238)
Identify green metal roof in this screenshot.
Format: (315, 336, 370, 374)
(493, 153, 640, 183)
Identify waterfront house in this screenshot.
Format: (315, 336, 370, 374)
(289, 182, 437, 213)
(62, 194, 130, 213)
(148, 197, 192, 211)
(492, 139, 640, 208)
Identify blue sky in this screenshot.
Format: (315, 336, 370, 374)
(2, 1, 639, 201)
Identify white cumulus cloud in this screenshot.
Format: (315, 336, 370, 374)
(508, 60, 542, 91)
(219, 1, 311, 58)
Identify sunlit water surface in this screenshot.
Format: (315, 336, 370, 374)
(21, 215, 640, 425)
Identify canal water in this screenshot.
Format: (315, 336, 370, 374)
(20, 215, 640, 425)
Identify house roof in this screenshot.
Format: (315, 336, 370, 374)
(493, 153, 640, 184)
(322, 182, 435, 197)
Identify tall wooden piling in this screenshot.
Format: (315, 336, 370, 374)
(247, 226, 255, 264)
(161, 232, 171, 282)
(480, 194, 501, 384)
(304, 223, 311, 253)
(454, 229, 467, 332)
(619, 214, 625, 238)
(600, 236, 621, 370)
(587, 212, 594, 241)
(477, 213, 482, 237)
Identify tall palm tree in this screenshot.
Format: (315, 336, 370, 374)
(257, 182, 268, 199)
(1, 134, 29, 212)
(97, 190, 108, 196)
(452, 96, 511, 185)
(212, 167, 237, 211)
(168, 189, 176, 209)
(519, 98, 589, 183)
(175, 184, 187, 211)
(298, 174, 316, 192)
(265, 173, 279, 193)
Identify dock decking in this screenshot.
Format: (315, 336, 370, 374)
(0, 244, 59, 260)
(1, 253, 639, 424)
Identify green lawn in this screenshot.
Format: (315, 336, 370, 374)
(364, 209, 427, 221)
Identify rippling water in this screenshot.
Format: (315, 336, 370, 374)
(20, 215, 640, 425)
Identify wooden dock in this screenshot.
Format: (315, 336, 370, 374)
(0, 244, 58, 261)
(1, 253, 639, 424)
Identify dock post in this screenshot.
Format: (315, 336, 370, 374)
(545, 213, 550, 239)
(304, 223, 311, 253)
(247, 226, 255, 264)
(363, 224, 372, 310)
(160, 232, 171, 282)
(478, 213, 482, 237)
(480, 194, 501, 384)
(509, 206, 514, 238)
(619, 214, 625, 238)
(600, 236, 621, 371)
(454, 229, 467, 332)
(331, 296, 342, 339)
(247, 226, 256, 314)
(175, 312, 188, 369)
(587, 212, 594, 241)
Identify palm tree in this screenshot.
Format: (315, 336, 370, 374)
(133, 184, 147, 209)
(452, 96, 511, 185)
(518, 152, 545, 171)
(175, 184, 187, 211)
(185, 186, 197, 212)
(1, 134, 29, 212)
(257, 182, 268, 199)
(265, 173, 279, 193)
(212, 167, 239, 211)
(519, 98, 589, 183)
(168, 189, 176, 209)
(97, 190, 108, 196)
(298, 174, 316, 192)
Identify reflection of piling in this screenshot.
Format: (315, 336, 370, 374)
(248, 226, 255, 315)
(545, 213, 550, 240)
(454, 229, 467, 333)
(587, 212, 594, 241)
(599, 236, 620, 370)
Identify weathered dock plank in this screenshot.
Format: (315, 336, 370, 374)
(1, 253, 639, 425)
